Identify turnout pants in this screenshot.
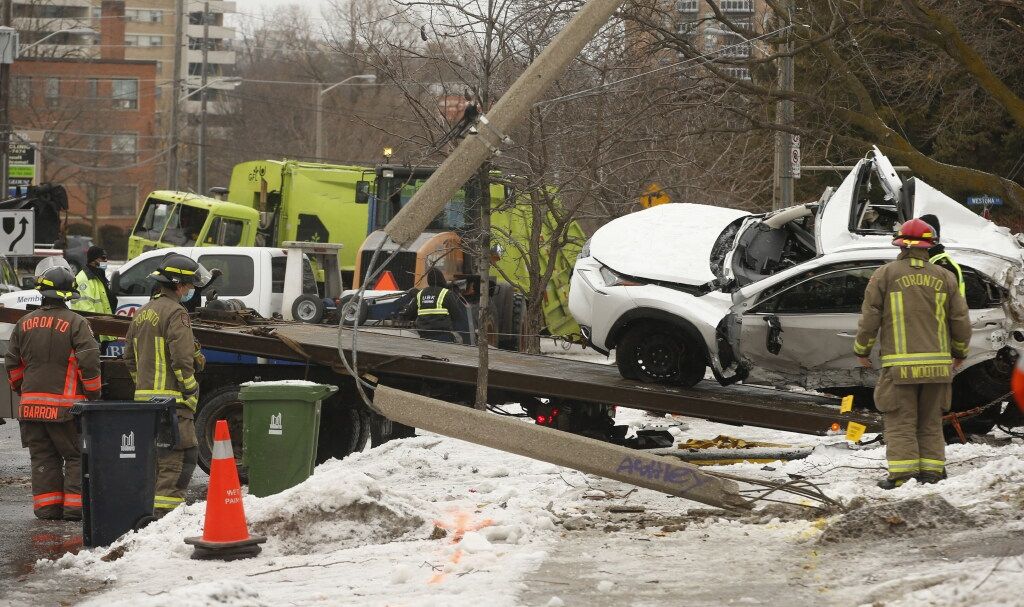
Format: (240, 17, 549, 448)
(154, 407, 198, 517)
(19, 420, 82, 520)
(874, 368, 951, 481)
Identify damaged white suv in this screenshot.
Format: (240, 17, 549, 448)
(570, 148, 1024, 429)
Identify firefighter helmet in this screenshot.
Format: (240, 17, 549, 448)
(150, 254, 211, 287)
(35, 265, 80, 301)
(892, 218, 938, 249)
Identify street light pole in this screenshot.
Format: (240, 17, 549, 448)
(167, 0, 184, 190)
(197, 1, 210, 194)
(315, 74, 376, 160)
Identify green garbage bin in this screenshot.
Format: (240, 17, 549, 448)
(240, 381, 338, 497)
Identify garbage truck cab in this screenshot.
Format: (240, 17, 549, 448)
(127, 191, 260, 259)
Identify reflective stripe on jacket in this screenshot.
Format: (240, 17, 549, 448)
(123, 293, 200, 410)
(929, 252, 966, 297)
(417, 287, 450, 316)
(854, 249, 972, 384)
(4, 305, 102, 422)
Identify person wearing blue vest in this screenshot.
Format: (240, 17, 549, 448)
(919, 214, 966, 298)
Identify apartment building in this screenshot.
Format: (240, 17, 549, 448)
(9, 1, 158, 233)
(13, 0, 237, 122)
(673, 0, 770, 80)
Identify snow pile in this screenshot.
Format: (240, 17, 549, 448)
(41, 435, 575, 607)
(818, 495, 973, 543)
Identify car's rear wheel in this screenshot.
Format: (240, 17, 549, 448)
(616, 322, 705, 387)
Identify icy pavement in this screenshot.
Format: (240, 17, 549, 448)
(10, 407, 1024, 607)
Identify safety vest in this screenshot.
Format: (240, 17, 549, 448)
(929, 252, 966, 297)
(417, 287, 450, 316)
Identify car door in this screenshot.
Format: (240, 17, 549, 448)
(196, 252, 259, 310)
(733, 262, 884, 388)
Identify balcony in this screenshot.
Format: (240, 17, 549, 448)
(187, 49, 236, 65)
(14, 16, 90, 31)
(187, 24, 235, 41)
(186, 1, 237, 14)
(184, 98, 238, 115)
(719, 0, 753, 13)
(676, 0, 699, 12)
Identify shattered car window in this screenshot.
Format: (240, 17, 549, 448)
(753, 264, 881, 314)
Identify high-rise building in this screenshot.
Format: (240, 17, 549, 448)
(673, 0, 769, 80)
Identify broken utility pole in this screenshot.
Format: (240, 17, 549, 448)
(373, 386, 751, 511)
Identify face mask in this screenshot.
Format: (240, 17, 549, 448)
(97, 262, 108, 270)
(182, 288, 195, 302)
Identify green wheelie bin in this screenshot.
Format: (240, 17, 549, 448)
(240, 381, 338, 497)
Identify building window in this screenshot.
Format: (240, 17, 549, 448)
(111, 79, 139, 109)
(12, 77, 31, 106)
(677, 0, 699, 12)
(110, 186, 138, 216)
(111, 133, 138, 159)
(125, 35, 138, 47)
(723, 67, 751, 80)
(86, 79, 98, 98)
(126, 9, 163, 23)
(720, 0, 753, 12)
(45, 77, 60, 108)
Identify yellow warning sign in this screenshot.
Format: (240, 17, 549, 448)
(640, 183, 671, 209)
(840, 395, 854, 413)
(846, 422, 866, 442)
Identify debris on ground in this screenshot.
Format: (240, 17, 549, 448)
(818, 495, 974, 543)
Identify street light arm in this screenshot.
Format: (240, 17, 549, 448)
(20, 28, 96, 51)
(319, 74, 376, 96)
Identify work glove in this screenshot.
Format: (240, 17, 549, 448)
(193, 342, 206, 372)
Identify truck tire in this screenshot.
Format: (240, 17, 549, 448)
(369, 412, 416, 447)
(616, 321, 705, 387)
(499, 292, 527, 351)
(339, 294, 369, 327)
(292, 294, 325, 324)
(316, 402, 369, 462)
(196, 386, 248, 482)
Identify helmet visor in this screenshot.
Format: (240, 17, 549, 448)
(193, 262, 212, 288)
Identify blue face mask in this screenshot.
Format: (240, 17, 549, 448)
(181, 287, 195, 302)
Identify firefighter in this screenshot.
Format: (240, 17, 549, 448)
(124, 254, 210, 517)
(5, 265, 101, 520)
(71, 246, 118, 353)
(919, 214, 966, 297)
(854, 218, 972, 489)
(409, 269, 460, 343)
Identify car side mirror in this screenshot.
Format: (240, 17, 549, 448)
(110, 270, 121, 295)
(20, 276, 34, 290)
(355, 181, 370, 204)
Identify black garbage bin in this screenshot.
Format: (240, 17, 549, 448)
(71, 399, 177, 547)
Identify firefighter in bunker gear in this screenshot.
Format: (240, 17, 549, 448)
(411, 269, 460, 343)
(123, 254, 210, 516)
(919, 214, 965, 298)
(5, 265, 101, 520)
(854, 218, 972, 489)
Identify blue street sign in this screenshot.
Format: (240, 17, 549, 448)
(966, 195, 1003, 207)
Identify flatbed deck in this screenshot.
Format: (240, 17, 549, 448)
(39, 310, 881, 436)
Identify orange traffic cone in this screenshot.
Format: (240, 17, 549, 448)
(184, 420, 266, 560)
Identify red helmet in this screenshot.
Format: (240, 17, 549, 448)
(892, 218, 938, 249)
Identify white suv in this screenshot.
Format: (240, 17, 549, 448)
(570, 148, 1024, 426)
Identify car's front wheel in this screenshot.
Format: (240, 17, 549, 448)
(616, 322, 705, 387)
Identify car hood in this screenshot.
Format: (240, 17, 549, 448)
(590, 203, 750, 285)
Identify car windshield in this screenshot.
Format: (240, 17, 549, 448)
(373, 176, 468, 232)
(133, 198, 174, 240)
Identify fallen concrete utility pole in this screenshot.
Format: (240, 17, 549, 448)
(372, 385, 751, 511)
(383, 0, 625, 246)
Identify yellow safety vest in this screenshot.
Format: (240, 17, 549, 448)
(417, 288, 450, 316)
(929, 252, 966, 297)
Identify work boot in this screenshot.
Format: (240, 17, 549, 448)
(34, 507, 63, 521)
(917, 471, 947, 484)
(876, 477, 910, 490)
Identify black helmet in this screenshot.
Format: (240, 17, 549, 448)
(150, 253, 211, 287)
(36, 266, 79, 301)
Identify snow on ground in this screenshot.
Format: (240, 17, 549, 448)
(19, 403, 1024, 607)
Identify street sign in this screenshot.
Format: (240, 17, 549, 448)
(966, 195, 1003, 207)
(791, 134, 801, 179)
(640, 183, 671, 208)
(0, 210, 35, 256)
